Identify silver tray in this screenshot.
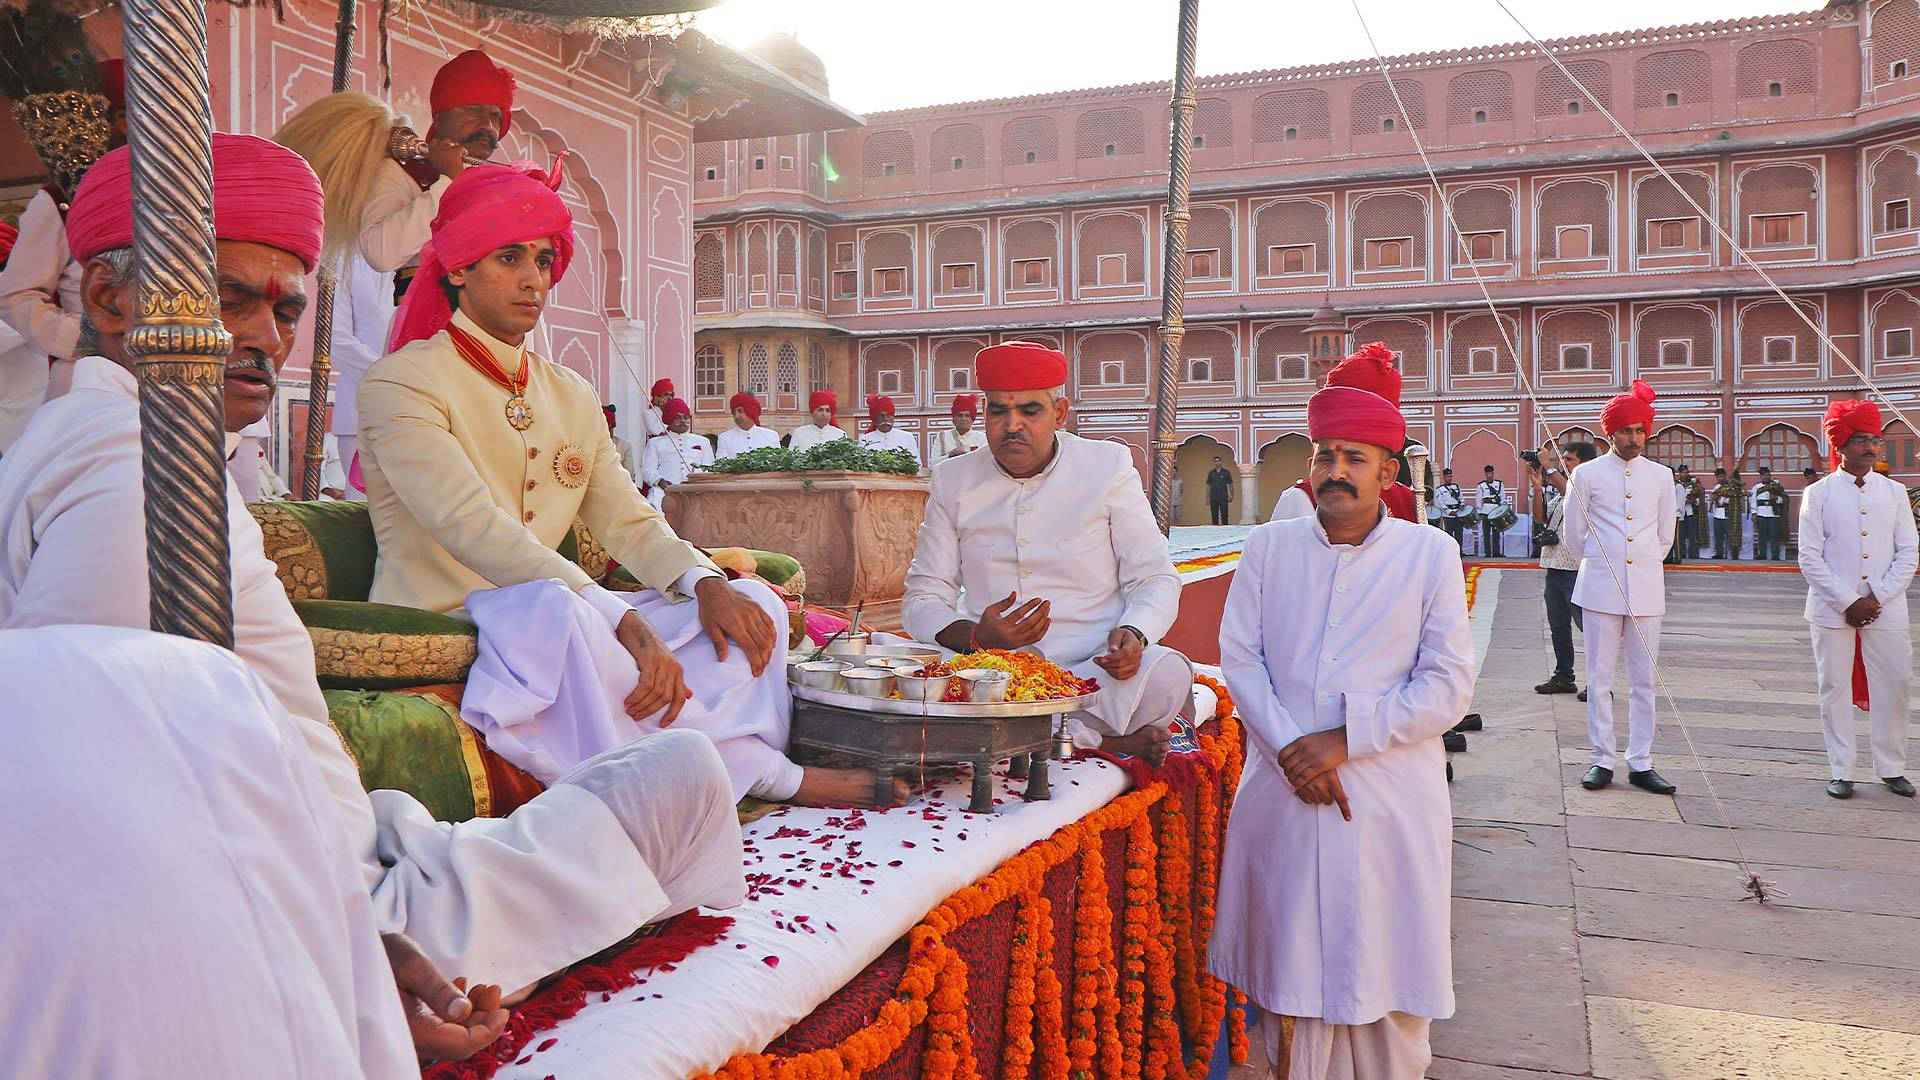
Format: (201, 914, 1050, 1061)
(788, 680, 1098, 719)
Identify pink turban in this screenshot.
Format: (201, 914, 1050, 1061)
(1306, 341, 1406, 452)
(1824, 399, 1882, 468)
(67, 134, 324, 272)
(387, 160, 575, 351)
(1600, 379, 1656, 436)
(975, 340, 1068, 391)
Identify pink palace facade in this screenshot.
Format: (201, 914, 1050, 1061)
(693, 1, 1920, 524)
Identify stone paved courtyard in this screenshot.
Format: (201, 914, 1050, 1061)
(1230, 566, 1920, 1078)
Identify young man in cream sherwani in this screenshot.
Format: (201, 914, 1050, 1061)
(902, 341, 1189, 763)
(1798, 399, 1917, 800)
(0, 135, 747, 1005)
(788, 389, 849, 454)
(1564, 380, 1677, 795)
(1209, 346, 1475, 1080)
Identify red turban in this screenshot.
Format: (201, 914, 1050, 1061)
(866, 394, 897, 431)
(809, 389, 837, 418)
(100, 58, 125, 111)
(1600, 379, 1657, 436)
(1306, 341, 1406, 452)
(602, 404, 616, 422)
(68, 134, 324, 272)
(387, 160, 574, 350)
(0, 221, 18, 267)
(952, 393, 980, 417)
(650, 378, 673, 397)
(431, 49, 515, 135)
(1824, 399, 1882, 468)
(976, 341, 1067, 391)
(663, 397, 692, 423)
(729, 391, 762, 422)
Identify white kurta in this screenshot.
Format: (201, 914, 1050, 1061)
(1271, 484, 1313, 521)
(326, 255, 394, 441)
(0, 318, 35, 453)
(0, 190, 83, 363)
(1, 625, 416, 1080)
(643, 403, 667, 440)
(927, 425, 987, 461)
(902, 432, 1186, 736)
(0, 356, 715, 994)
(644, 430, 714, 508)
(715, 424, 780, 460)
(358, 159, 449, 273)
(1564, 451, 1674, 616)
(788, 422, 849, 454)
(859, 426, 922, 466)
(1208, 512, 1474, 1026)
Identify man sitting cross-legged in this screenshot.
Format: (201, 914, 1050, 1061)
(0, 135, 746, 1003)
(363, 159, 890, 806)
(903, 340, 1191, 764)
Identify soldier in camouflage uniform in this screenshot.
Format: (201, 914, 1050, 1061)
(1750, 466, 1789, 560)
(1669, 464, 1708, 563)
(1709, 466, 1746, 558)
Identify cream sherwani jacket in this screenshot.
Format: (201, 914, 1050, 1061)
(0, 356, 667, 993)
(1209, 512, 1474, 1025)
(715, 424, 780, 460)
(788, 422, 848, 454)
(359, 309, 716, 616)
(1798, 470, 1918, 630)
(1565, 451, 1675, 617)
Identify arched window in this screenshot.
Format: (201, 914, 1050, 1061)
(808, 342, 828, 391)
(1647, 426, 1715, 474)
(776, 341, 799, 394)
(1741, 424, 1817, 476)
(694, 344, 725, 400)
(741, 343, 770, 396)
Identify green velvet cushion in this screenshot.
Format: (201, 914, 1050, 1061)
(249, 501, 378, 602)
(324, 689, 481, 821)
(748, 550, 803, 589)
(296, 598, 478, 690)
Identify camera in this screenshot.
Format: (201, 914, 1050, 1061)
(1518, 448, 1542, 470)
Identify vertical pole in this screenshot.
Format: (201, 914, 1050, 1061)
(123, 0, 234, 645)
(300, 0, 358, 499)
(1149, 0, 1200, 535)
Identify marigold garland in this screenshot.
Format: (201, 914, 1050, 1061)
(691, 695, 1244, 1080)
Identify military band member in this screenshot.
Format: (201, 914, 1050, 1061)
(1433, 468, 1465, 547)
(1669, 464, 1706, 564)
(1709, 467, 1738, 558)
(1751, 466, 1788, 560)
(1475, 465, 1506, 557)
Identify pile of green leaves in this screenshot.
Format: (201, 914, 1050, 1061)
(698, 437, 921, 476)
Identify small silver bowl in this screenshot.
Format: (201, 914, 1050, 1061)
(864, 656, 906, 669)
(794, 660, 849, 690)
(839, 668, 895, 699)
(824, 632, 871, 657)
(954, 669, 1011, 703)
(895, 673, 953, 702)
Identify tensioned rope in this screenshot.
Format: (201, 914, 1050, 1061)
(1348, 0, 1782, 901)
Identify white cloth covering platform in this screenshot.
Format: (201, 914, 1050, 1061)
(495, 755, 1132, 1080)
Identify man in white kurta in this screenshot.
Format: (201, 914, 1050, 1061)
(644, 378, 672, 440)
(1564, 380, 1677, 794)
(859, 392, 922, 467)
(1210, 348, 1474, 1080)
(903, 341, 1189, 761)
(788, 388, 849, 454)
(0, 187, 83, 419)
(2, 626, 419, 1080)
(927, 393, 987, 461)
(643, 396, 713, 509)
(1799, 400, 1917, 800)
(326, 254, 393, 498)
(715, 390, 780, 460)
(0, 133, 746, 999)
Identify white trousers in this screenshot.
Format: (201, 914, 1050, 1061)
(1068, 644, 1195, 747)
(1584, 611, 1662, 772)
(1279, 1014, 1432, 1080)
(1810, 624, 1912, 781)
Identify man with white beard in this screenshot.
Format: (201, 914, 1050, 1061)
(643, 396, 713, 509)
(858, 393, 922, 467)
(1209, 358, 1474, 1079)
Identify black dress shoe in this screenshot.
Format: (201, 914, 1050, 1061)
(1534, 675, 1576, 695)
(1629, 769, 1677, 795)
(1442, 731, 1468, 753)
(1577, 689, 1588, 702)
(1581, 765, 1613, 790)
(1453, 713, 1484, 731)
(1885, 776, 1917, 798)
(1827, 779, 1855, 799)
(1446, 760, 1454, 783)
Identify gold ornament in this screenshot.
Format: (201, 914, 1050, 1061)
(504, 392, 534, 431)
(552, 443, 590, 488)
(11, 91, 110, 201)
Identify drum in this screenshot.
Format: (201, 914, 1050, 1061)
(1484, 504, 1518, 531)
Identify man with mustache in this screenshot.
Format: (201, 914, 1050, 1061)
(1565, 380, 1677, 794)
(0, 135, 746, 1020)
(902, 341, 1189, 765)
(1210, 340, 1475, 1080)
(858, 393, 921, 466)
(1798, 399, 1917, 800)
(1270, 343, 1422, 524)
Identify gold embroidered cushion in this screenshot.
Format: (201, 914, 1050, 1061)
(296, 598, 477, 690)
(248, 501, 379, 601)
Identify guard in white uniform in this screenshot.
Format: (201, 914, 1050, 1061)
(858, 392, 922, 466)
(1798, 400, 1917, 800)
(927, 393, 988, 461)
(714, 390, 779, 460)
(788, 388, 849, 454)
(1564, 380, 1677, 794)
(902, 341, 1189, 760)
(643, 396, 713, 509)
(1209, 343, 1475, 1080)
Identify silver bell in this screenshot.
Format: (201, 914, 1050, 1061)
(1052, 714, 1075, 761)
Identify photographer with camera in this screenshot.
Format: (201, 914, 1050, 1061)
(1532, 440, 1599, 696)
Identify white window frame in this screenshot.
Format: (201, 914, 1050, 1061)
(1554, 224, 1594, 259)
(1013, 257, 1051, 287)
(1650, 217, 1695, 251)
(1280, 355, 1308, 381)
(779, 155, 794, 170)
(949, 367, 972, 390)
(1188, 248, 1223, 280)
(1100, 360, 1126, 385)
(871, 266, 907, 297)
(1751, 212, 1802, 248)
(1365, 236, 1413, 270)
(835, 242, 854, 265)
(882, 163, 896, 177)
(1187, 357, 1213, 382)
(703, 167, 718, 181)
(1458, 230, 1505, 263)
(1885, 327, 1915, 359)
(754, 156, 766, 170)
(1657, 337, 1694, 367)
(832, 270, 857, 299)
(1761, 335, 1797, 365)
(1268, 244, 1313, 275)
(1885, 199, 1912, 233)
(1095, 253, 1128, 286)
(1558, 343, 1592, 371)
(940, 262, 978, 293)
(1467, 346, 1498, 374)
(876, 369, 903, 395)
(1893, 60, 1910, 80)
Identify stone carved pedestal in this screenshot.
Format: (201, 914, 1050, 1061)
(662, 471, 930, 632)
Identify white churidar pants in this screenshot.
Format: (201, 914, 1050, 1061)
(1278, 1014, 1432, 1080)
(1809, 624, 1912, 781)
(1583, 611, 1662, 772)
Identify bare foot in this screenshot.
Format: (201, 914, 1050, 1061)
(1103, 724, 1173, 766)
(789, 766, 912, 808)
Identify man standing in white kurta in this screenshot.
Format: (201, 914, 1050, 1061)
(903, 340, 1189, 764)
(643, 396, 713, 509)
(788, 388, 849, 453)
(1798, 399, 1917, 800)
(927, 393, 988, 460)
(1564, 380, 1678, 795)
(1209, 349, 1475, 1080)
(858, 393, 923, 466)
(0, 134, 747, 1002)
(715, 390, 780, 460)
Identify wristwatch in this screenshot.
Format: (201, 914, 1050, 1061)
(1119, 625, 1148, 646)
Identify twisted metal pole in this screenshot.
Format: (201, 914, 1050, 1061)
(123, 0, 234, 645)
(1149, 0, 1200, 535)
(301, 0, 359, 499)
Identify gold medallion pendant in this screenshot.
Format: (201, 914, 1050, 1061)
(504, 392, 535, 432)
(552, 443, 590, 488)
